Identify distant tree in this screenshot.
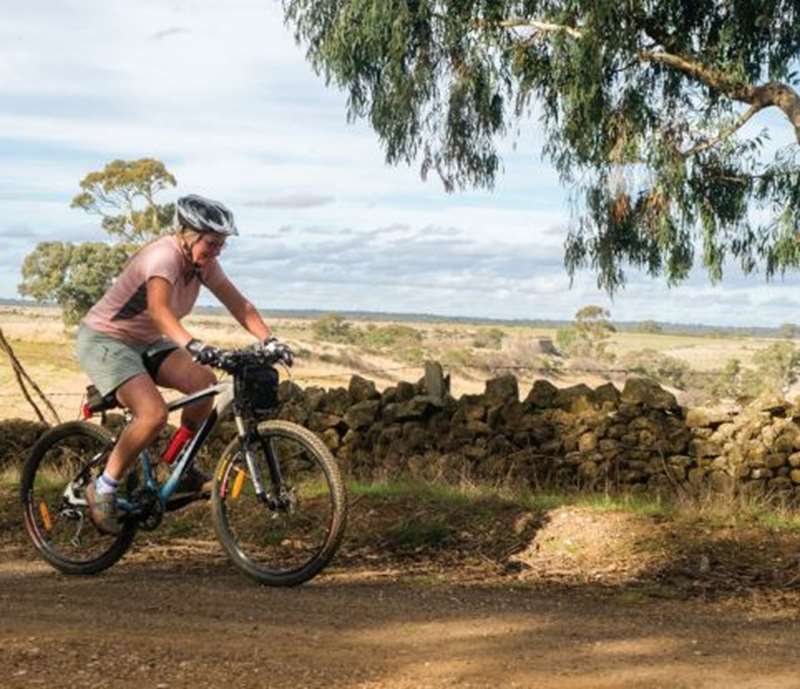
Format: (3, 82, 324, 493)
(556, 305, 616, 362)
(284, 0, 800, 291)
(18, 158, 177, 325)
(706, 358, 743, 400)
(743, 342, 800, 395)
(779, 322, 800, 339)
(70, 158, 176, 243)
(19, 242, 131, 325)
(637, 320, 663, 334)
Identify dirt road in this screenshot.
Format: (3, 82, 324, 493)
(2, 549, 799, 689)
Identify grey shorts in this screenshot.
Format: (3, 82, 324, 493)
(76, 324, 178, 396)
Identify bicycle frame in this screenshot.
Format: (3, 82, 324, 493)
(114, 379, 241, 516)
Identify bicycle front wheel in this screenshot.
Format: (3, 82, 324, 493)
(20, 421, 137, 575)
(211, 420, 347, 586)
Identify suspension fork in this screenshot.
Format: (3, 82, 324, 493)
(233, 412, 285, 505)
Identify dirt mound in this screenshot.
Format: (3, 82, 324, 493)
(510, 506, 666, 584)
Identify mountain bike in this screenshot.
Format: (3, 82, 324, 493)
(20, 345, 347, 586)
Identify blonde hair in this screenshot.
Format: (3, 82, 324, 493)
(176, 226, 203, 246)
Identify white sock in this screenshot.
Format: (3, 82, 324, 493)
(96, 472, 119, 496)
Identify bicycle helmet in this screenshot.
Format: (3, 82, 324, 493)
(175, 194, 239, 236)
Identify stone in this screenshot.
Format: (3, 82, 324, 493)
(525, 379, 558, 408)
(754, 394, 790, 415)
(790, 469, 800, 484)
(765, 453, 788, 469)
(788, 452, 800, 468)
(377, 426, 403, 447)
(485, 374, 519, 404)
(424, 361, 449, 402)
(403, 422, 429, 452)
(322, 387, 351, 416)
(396, 381, 417, 402)
(578, 431, 598, 453)
(304, 386, 326, 412)
(348, 375, 379, 403)
(278, 380, 304, 403)
(689, 439, 721, 458)
(593, 382, 620, 406)
(385, 396, 438, 422)
(606, 423, 627, 439)
(344, 400, 380, 430)
(500, 400, 526, 427)
(464, 404, 486, 421)
(554, 384, 595, 413)
(465, 420, 491, 436)
(685, 407, 732, 429)
(321, 428, 340, 451)
(308, 412, 344, 433)
(745, 440, 768, 465)
(380, 386, 398, 405)
(621, 377, 678, 410)
(709, 470, 734, 493)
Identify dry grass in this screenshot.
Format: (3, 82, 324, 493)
(0, 305, 787, 422)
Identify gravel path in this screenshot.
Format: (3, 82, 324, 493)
(2, 553, 798, 689)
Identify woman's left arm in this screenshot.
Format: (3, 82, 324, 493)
(210, 276, 272, 342)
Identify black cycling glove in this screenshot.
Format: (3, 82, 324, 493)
(260, 337, 294, 367)
(186, 339, 221, 366)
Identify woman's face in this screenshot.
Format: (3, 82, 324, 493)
(191, 232, 226, 266)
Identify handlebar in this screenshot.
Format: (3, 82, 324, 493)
(210, 344, 289, 374)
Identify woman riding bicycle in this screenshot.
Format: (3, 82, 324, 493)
(76, 194, 292, 535)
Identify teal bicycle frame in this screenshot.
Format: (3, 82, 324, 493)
(114, 379, 237, 516)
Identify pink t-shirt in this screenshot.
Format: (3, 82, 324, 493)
(83, 235, 227, 344)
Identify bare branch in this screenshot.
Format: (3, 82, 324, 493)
(683, 103, 765, 157)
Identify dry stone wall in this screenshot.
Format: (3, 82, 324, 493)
(4, 363, 800, 500)
(270, 366, 800, 500)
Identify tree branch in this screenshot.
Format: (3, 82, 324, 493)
(682, 102, 765, 157)
(481, 16, 800, 144)
(494, 17, 582, 40)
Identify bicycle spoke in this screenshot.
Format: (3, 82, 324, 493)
(212, 420, 346, 586)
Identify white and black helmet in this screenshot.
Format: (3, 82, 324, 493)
(175, 194, 239, 236)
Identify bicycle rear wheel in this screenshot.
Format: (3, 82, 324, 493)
(20, 421, 137, 575)
(211, 420, 347, 586)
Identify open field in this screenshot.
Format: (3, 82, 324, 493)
(0, 305, 788, 422)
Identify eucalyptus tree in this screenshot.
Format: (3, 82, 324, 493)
(283, 0, 800, 290)
(19, 159, 177, 325)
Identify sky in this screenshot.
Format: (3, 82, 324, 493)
(3, 0, 800, 327)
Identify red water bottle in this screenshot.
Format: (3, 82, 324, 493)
(162, 425, 194, 464)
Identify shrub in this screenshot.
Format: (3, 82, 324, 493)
(312, 314, 355, 343)
(472, 328, 505, 349)
(620, 349, 692, 390)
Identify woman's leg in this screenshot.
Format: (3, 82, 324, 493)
(154, 349, 217, 431)
(104, 373, 168, 481)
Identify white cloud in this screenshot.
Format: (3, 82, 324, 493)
(1, 0, 798, 328)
